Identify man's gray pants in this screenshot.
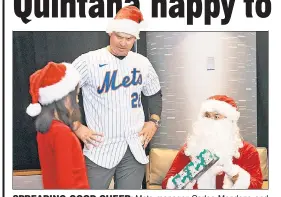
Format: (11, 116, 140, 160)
(85, 146, 145, 189)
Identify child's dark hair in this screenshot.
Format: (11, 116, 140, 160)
(35, 85, 81, 133)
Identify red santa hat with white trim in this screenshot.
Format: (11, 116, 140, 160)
(106, 5, 145, 39)
(26, 62, 80, 117)
(199, 95, 240, 121)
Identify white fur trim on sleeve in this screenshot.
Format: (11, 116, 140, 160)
(166, 177, 176, 189)
(231, 166, 251, 189)
(200, 99, 240, 121)
(38, 63, 80, 105)
(222, 174, 234, 189)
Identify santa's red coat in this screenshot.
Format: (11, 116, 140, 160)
(162, 141, 263, 189)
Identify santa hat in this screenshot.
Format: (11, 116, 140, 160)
(26, 62, 80, 117)
(106, 5, 145, 39)
(199, 95, 240, 121)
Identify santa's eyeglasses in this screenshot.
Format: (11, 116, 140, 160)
(204, 112, 226, 120)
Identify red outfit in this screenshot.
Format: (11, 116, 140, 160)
(162, 141, 263, 189)
(37, 120, 90, 189)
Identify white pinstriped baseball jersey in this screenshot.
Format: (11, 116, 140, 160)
(72, 47, 161, 169)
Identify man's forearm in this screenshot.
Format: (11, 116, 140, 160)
(147, 90, 163, 119)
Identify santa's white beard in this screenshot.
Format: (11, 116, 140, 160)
(185, 118, 243, 163)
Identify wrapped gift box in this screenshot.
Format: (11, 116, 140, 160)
(172, 149, 219, 189)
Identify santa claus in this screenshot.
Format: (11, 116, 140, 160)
(162, 95, 263, 189)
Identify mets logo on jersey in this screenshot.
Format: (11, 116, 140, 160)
(97, 68, 142, 94)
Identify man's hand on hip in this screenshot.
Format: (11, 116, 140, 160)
(74, 124, 104, 149)
(138, 121, 158, 148)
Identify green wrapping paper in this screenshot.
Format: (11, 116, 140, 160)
(172, 149, 220, 189)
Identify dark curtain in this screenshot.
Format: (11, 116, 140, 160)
(256, 31, 269, 149)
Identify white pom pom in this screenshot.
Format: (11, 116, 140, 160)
(26, 103, 42, 117)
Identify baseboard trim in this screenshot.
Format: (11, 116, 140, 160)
(13, 170, 41, 176)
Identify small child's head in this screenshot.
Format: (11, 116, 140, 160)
(26, 62, 81, 133)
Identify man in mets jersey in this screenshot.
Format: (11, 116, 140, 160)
(71, 6, 163, 189)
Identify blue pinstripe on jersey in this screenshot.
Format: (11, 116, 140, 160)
(72, 47, 161, 169)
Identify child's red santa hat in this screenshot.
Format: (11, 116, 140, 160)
(199, 95, 240, 121)
(26, 62, 80, 117)
(106, 5, 145, 39)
